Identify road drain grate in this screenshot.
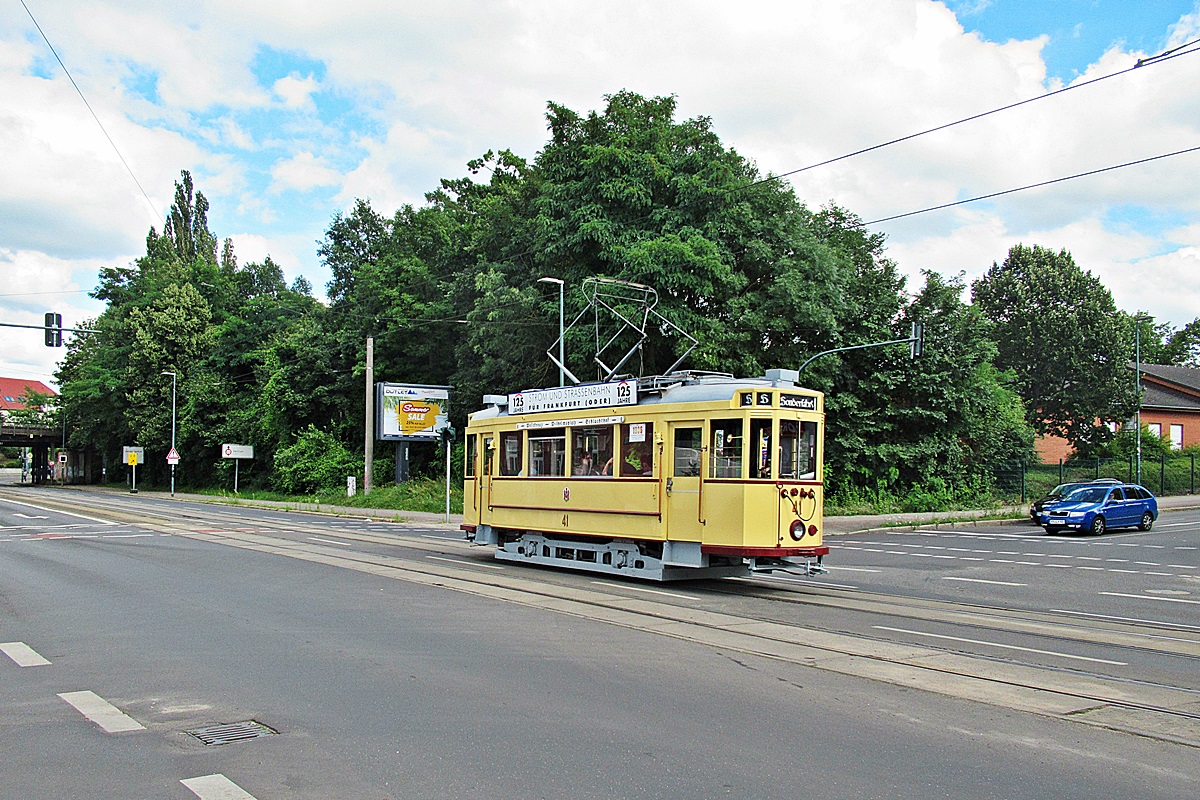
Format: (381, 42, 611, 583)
(186, 720, 277, 746)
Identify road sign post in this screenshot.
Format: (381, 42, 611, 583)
(122, 447, 145, 494)
(221, 444, 254, 493)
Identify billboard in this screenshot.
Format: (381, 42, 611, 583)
(377, 383, 451, 441)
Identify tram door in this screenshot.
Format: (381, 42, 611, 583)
(665, 422, 705, 541)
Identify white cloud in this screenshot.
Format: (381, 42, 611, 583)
(269, 151, 340, 193)
(273, 74, 319, 110)
(2, 0, 1199, 386)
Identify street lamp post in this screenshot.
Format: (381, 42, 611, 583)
(161, 371, 177, 496)
(538, 277, 565, 387)
(1134, 320, 1144, 486)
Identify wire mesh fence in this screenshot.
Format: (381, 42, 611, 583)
(994, 454, 1198, 504)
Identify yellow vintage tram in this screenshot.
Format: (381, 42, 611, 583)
(462, 369, 828, 580)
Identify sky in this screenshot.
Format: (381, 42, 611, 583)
(2, 0, 1198, 388)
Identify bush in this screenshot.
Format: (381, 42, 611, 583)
(272, 426, 361, 494)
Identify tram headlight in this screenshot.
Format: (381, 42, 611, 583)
(789, 520, 804, 541)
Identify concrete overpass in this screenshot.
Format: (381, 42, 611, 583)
(0, 421, 68, 484)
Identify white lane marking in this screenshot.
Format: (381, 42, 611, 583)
(181, 773, 259, 800)
(942, 577, 1027, 586)
(0, 497, 118, 525)
(0, 641, 51, 666)
(1101, 592, 1200, 605)
(57, 691, 145, 732)
(104, 534, 155, 539)
(1160, 522, 1198, 527)
(591, 580, 695, 599)
(420, 533, 461, 540)
(425, 555, 504, 570)
(12, 513, 48, 519)
(307, 536, 352, 546)
(873, 626, 1128, 665)
(1052, 609, 1200, 632)
(827, 566, 881, 572)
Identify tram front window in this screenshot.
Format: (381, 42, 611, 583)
(750, 418, 772, 479)
(465, 434, 477, 478)
(710, 419, 743, 479)
(529, 427, 566, 476)
(780, 420, 818, 480)
(572, 425, 614, 476)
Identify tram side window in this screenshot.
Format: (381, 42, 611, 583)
(780, 420, 818, 480)
(750, 419, 772, 479)
(465, 434, 477, 478)
(499, 431, 523, 476)
(620, 422, 654, 477)
(672, 428, 701, 477)
(710, 419, 743, 479)
(572, 425, 614, 476)
(529, 427, 566, 476)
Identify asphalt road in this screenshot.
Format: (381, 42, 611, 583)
(3, 486, 1199, 799)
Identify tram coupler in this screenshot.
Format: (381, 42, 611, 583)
(748, 555, 827, 576)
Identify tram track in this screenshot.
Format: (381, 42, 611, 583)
(7, 486, 1200, 748)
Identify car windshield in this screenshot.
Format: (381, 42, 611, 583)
(1064, 487, 1110, 504)
(1050, 483, 1083, 496)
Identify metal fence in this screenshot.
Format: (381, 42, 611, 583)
(994, 455, 1199, 504)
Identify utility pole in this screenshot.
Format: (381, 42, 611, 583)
(364, 337, 374, 495)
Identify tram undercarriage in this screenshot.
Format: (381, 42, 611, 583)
(466, 525, 827, 581)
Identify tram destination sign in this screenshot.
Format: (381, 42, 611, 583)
(509, 380, 637, 415)
(780, 393, 819, 411)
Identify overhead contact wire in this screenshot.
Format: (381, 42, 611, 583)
(864, 144, 1200, 225)
(755, 37, 1200, 189)
(19, 0, 162, 222)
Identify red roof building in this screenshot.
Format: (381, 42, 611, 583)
(1034, 363, 1200, 462)
(0, 377, 56, 411)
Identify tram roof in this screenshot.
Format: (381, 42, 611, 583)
(471, 370, 820, 419)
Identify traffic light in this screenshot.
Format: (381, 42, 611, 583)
(44, 312, 62, 347)
(440, 424, 457, 443)
(909, 322, 923, 359)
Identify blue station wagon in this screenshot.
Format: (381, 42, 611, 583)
(1039, 483, 1158, 536)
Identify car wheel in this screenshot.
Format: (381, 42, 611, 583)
(1090, 516, 1106, 536)
(1138, 512, 1154, 531)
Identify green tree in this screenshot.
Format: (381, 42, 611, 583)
(971, 244, 1134, 450)
(57, 171, 327, 487)
(1134, 315, 1200, 367)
